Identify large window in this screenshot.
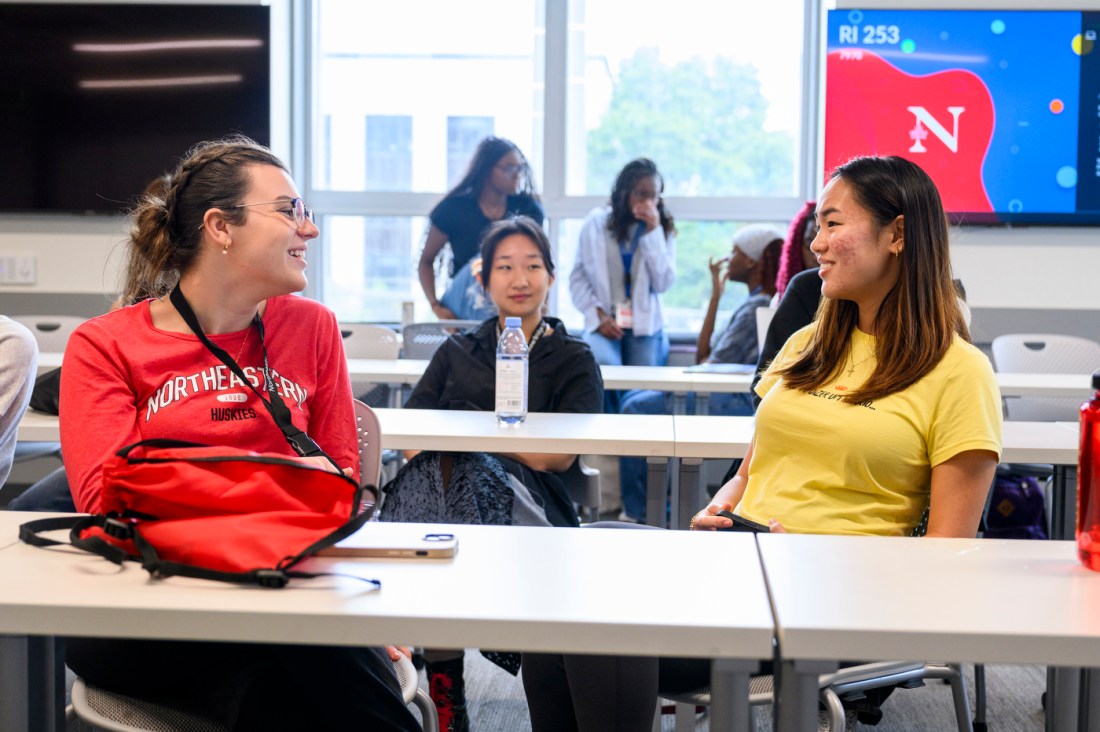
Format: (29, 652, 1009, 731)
(304, 0, 811, 330)
(565, 0, 803, 198)
(365, 115, 412, 191)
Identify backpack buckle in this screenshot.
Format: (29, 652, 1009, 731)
(255, 570, 289, 588)
(102, 518, 134, 540)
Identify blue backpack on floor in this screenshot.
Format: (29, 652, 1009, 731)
(984, 470, 1048, 540)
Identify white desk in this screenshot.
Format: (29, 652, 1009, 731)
(34, 351, 62, 375)
(0, 513, 773, 732)
(346, 358, 429, 385)
(15, 411, 58, 443)
(996, 372, 1093, 398)
(18, 409, 676, 458)
(42, 351, 1094, 398)
(372, 407, 675, 458)
(757, 533, 1100, 731)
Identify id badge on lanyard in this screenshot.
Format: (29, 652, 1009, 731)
(615, 300, 634, 329)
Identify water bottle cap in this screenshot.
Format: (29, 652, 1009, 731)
(504, 317, 522, 328)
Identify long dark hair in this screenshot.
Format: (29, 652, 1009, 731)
(608, 158, 675, 242)
(444, 136, 536, 201)
(777, 156, 967, 404)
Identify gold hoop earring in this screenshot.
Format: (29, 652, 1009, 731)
(223, 240, 231, 255)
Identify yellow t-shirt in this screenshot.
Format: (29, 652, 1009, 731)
(737, 324, 1003, 536)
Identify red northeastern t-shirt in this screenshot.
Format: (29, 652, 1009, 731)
(60, 296, 358, 513)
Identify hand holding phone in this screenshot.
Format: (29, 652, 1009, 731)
(715, 510, 769, 533)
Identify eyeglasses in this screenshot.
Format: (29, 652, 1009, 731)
(495, 163, 524, 175)
(226, 197, 315, 228)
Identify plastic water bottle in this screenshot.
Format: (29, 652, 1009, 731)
(1077, 370, 1100, 570)
(495, 316, 528, 425)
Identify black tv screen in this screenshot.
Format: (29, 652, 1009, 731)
(824, 7, 1100, 225)
(0, 3, 270, 214)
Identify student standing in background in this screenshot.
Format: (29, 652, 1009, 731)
(418, 136, 543, 321)
(569, 158, 676, 411)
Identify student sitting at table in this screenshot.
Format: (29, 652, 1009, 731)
(773, 200, 819, 302)
(522, 155, 1003, 732)
(59, 137, 419, 731)
(0, 316, 37, 493)
(615, 224, 783, 522)
(381, 215, 603, 732)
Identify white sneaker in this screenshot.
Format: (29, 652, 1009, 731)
(616, 511, 641, 524)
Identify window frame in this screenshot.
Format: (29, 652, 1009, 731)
(293, 0, 823, 318)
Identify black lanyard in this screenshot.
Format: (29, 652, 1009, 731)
(496, 319, 549, 351)
(169, 285, 333, 465)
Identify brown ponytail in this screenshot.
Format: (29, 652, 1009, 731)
(118, 136, 287, 305)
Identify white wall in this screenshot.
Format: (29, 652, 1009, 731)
(3, 218, 1098, 311)
(951, 228, 1100, 310)
(0, 217, 127, 296)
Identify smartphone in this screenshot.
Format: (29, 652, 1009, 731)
(715, 510, 769, 534)
(317, 530, 459, 559)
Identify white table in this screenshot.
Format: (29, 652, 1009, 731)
(996, 372, 1093, 398)
(15, 411, 58, 443)
(18, 409, 676, 458)
(757, 533, 1100, 731)
(34, 351, 62, 375)
(0, 513, 774, 732)
(42, 351, 1093, 398)
(347, 358, 429, 385)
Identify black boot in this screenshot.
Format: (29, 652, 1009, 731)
(427, 656, 470, 732)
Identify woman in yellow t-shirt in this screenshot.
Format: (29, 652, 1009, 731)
(693, 154, 1001, 538)
(522, 155, 1002, 732)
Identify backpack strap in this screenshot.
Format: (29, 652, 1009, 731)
(19, 515, 135, 565)
(130, 503, 380, 589)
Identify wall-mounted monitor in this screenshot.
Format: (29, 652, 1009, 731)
(823, 8, 1100, 224)
(0, 3, 270, 215)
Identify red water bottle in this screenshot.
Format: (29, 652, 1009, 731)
(1077, 370, 1100, 570)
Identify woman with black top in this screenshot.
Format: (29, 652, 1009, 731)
(418, 137, 543, 320)
(384, 216, 603, 732)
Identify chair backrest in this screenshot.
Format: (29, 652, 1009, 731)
(991, 333, 1100, 421)
(339, 323, 401, 360)
(353, 399, 383, 489)
(562, 457, 601, 524)
(10, 315, 85, 353)
(755, 306, 776, 354)
(401, 320, 480, 360)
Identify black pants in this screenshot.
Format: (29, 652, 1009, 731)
(522, 652, 724, 732)
(66, 637, 420, 731)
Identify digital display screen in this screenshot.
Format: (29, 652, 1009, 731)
(824, 9, 1100, 225)
(0, 4, 270, 214)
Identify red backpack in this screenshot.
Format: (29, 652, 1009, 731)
(21, 440, 377, 588)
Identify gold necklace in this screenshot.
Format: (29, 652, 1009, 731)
(234, 326, 251, 364)
(845, 347, 875, 377)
